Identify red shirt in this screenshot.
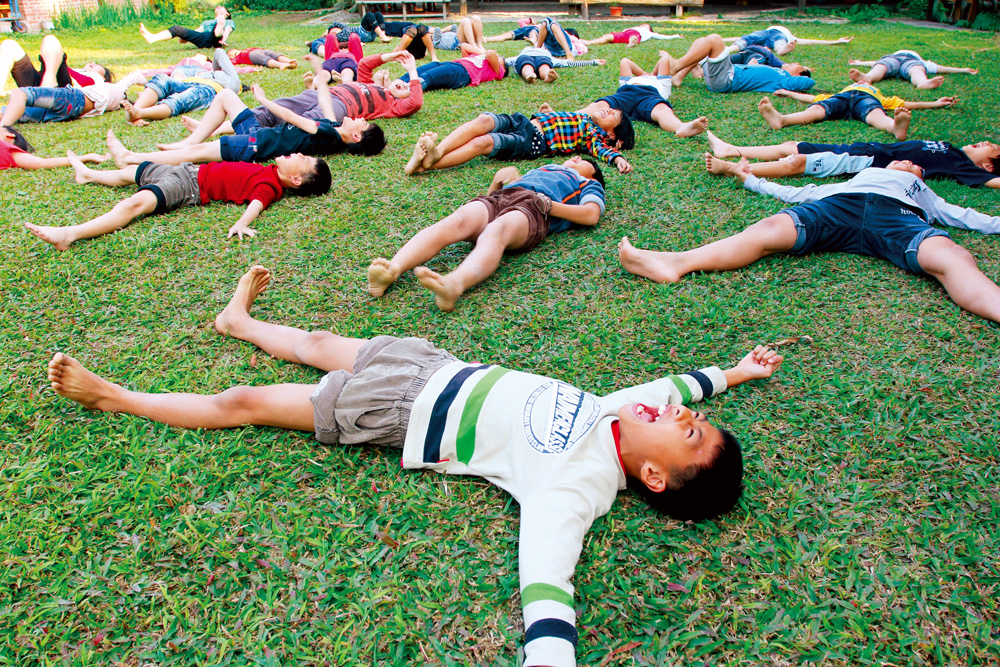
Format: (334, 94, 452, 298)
(197, 162, 284, 209)
(0, 140, 25, 170)
(229, 48, 259, 66)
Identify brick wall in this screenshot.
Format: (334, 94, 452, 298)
(16, 0, 148, 32)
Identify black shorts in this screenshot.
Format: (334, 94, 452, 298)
(169, 26, 221, 49)
(810, 91, 886, 123)
(11, 53, 72, 88)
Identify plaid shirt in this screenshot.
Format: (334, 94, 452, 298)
(530, 112, 623, 166)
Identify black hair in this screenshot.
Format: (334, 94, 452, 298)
(582, 157, 604, 189)
(627, 428, 743, 522)
(801, 68, 813, 79)
(612, 112, 635, 151)
(989, 156, 1000, 174)
(289, 157, 332, 197)
(565, 28, 580, 38)
(346, 122, 386, 157)
(1, 125, 34, 153)
(99, 64, 114, 83)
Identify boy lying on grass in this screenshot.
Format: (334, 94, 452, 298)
(849, 49, 977, 90)
(404, 108, 634, 175)
(227, 47, 297, 71)
(0, 125, 107, 171)
(619, 160, 1000, 324)
(722, 25, 852, 56)
(703, 131, 1000, 188)
(666, 34, 814, 93)
(582, 24, 680, 48)
(504, 46, 606, 84)
(24, 151, 330, 250)
(0, 69, 147, 125)
(46, 264, 783, 667)
(370, 155, 605, 311)
(757, 83, 956, 140)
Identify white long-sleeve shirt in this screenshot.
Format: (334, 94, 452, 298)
(743, 168, 1000, 234)
(81, 70, 148, 117)
(402, 361, 728, 667)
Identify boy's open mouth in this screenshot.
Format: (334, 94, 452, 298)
(634, 403, 667, 423)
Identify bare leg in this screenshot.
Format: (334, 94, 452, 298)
(423, 34, 438, 61)
(520, 64, 537, 83)
(159, 89, 245, 148)
(485, 31, 515, 43)
(584, 34, 615, 46)
(109, 129, 223, 167)
(907, 67, 944, 89)
(651, 104, 707, 138)
(0, 88, 26, 126)
(617, 214, 798, 283)
(68, 151, 139, 186)
(619, 57, 645, 77)
(38, 35, 65, 88)
(412, 115, 496, 173)
(669, 34, 729, 83)
(758, 97, 826, 130)
(541, 64, 557, 83)
(706, 131, 800, 159)
(368, 201, 491, 296)
(705, 152, 806, 178)
(864, 107, 910, 140)
(917, 237, 1000, 323)
(181, 114, 234, 137)
(47, 352, 317, 431)
(215, 266, 368, 371)
(471, 15, 485, 50)
(415, 211, 530, 311)
(851, 64, 885, 84)
(0, 39, 27, 95)
(26, 190, 158, 250)
(140, 24, 175, 44)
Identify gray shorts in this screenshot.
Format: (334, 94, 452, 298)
(310, 336, 458, 448)
(876, 51, 937, 81)
(701, 50, 734, 92)
(249, 49, 281, 66)
(136, 162, 201, 214)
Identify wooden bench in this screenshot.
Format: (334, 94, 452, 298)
(356, 1, 450, 21)
(560, 0, 704, 20)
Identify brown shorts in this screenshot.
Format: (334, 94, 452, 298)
(468, 186, 550, 254)
(310, 336, 457, 448)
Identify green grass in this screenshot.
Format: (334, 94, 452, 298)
(2, 12, 1000, 666)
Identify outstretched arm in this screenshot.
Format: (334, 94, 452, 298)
(903, 96, 956, 109)
(934, 65, 977, 75)
(13, 151, 108, 170)
(227, 200, 266, 239)
(723, 346, 783, 388)
(796, 36, 852, 46)
(252, 84, 319, 133)
(848, 59, 878, 67)
(773, 89, 817, 103)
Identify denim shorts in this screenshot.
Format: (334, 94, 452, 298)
(323, 56, 358, 75)
(514, 54, 553, 74)
(876, 52, 936, 81)
(485, 112, 548, 161)
(219, 109, 263, 162)
(783, 192, 949, 275)
(310, 336, 458, 448)
(542, 18, 571, 57)
(145, 74, 217, 116)
(737, 27, 790, 52)
(10, 86, 87, 123)
(135, 162, 202, 214)
(432, 27, 460, 50)
(599, 80, 671, 124)
(512, 25, 540, 41)
(811, 90, 885, 123)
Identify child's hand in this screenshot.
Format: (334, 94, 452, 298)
(82, 153, 110, 164)
(252, 84, 268, 103)
(734, 157, 752, 181)
(614, 156, 633, 174)
(936, 96, 956, 106)
(538, 102, 554, 113)
(773, 88, 791, 98)
(595, 59, 606, 65)
(492, 166, 520, 186)
(737, 345, 783, 380)
(228, 222, 257, 240)
(848, 58, 862, 65)
(397, 52, 417, 71)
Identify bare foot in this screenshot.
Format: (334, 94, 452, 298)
(404, 137, 428, 175)
(892, 107, 911, 140)
(180, 115, 201, 133)
(139, 23, 155, 44)
(215, 266, 271, 337)
(367, 257, 399, 297)
(758, 97, 783, 130)
(67, 150, 94, 184)
(414, 266, 462, 312)
(523, 72, 537, 84)
(543, 69, 558, 83)
(106, 129, 130, 168)
(121, 100, 148, 128)
(917, 76, 944, 89)
(25, 222, 73, 251)
(617, 236, 682, 284)
(706, 130, 737, 158)
(302, 71, 315, 90)
(848, 68, 870, 84)
(675, 116, 707, 138)
(48, 353, 125, 412)
(704, 152, 737, 175)
(329, 70, 343, 85)
(420, 132, 440, 170)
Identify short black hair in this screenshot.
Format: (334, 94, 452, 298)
(565, 28, 580, 38)
(989, 156, 1000, 174)
(347, 122, 386, 156)
(627, 428, 743, 522)
(801, 68, 813, 79)
(582, 157, 605, 189)
(99, 64, 114, 83)
(612, 113, 635, 151)
(289, 157, 332, 197)
(1, 125, 33, 153)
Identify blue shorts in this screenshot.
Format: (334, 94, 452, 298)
(512, 25, 540, 41)
(219, 109, 263, 162)
(542, 18, 571, 58)
(485, 112, 548, 161)
(810, 90, 886, 123)
(514, 54, 553, 74)
(323, 56, 358, 76)
(738, 27, 789, 52)
(875, 53, 933, 81)
(782, 192, 949, 275)
(7, 86, 86, 123)
(599, 82, 670, 124)
(145, 74, 217, 116)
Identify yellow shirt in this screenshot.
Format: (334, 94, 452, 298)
(181, 77, 224, 94)
(812, 83, 907, 110)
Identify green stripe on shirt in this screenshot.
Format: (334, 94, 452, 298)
(521, 582, 573, 607)
(455, 366, 510, 464)
(667, 374, 691, 404)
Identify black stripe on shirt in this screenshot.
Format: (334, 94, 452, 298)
(525, 619, 578, 646)
(688, 370, 715, 400)
(422, 365, 493, 463)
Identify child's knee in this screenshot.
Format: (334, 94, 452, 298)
(471, 134, 495, 153)
(474, 113, 496, 131)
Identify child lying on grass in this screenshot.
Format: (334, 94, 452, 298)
(582, 24, 680, 48)
(24, 151, 330, 250)
(722, 25, 852, 56)
(504, 46, 605, 84)
(849, 49, 977, 90)
(46, 263, 783, 667)
(0, 125, 107, 171)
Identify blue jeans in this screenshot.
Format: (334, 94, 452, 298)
(6, 86, 87, 123)
(402, 61, 471, 91)
(145, 74, 217, 116)
(541, 18, 572, 58)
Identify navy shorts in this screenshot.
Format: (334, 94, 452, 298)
(169, 26, 220, 49)
(512, 25, 540, 41)
(485, 112, 548, 161)
(219, 109, 263, 162)
(599, 83, 670, 124)
(782, 192, 949, 275)
(796, 141, 881, 156)
(811, 90, 886, 123)
(514, 54, 553, 74)
(323, 56, 358, 75)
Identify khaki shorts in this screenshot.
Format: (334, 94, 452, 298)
(468, 186, 550, 254)
(136, 162, 202, 214)
(310, 336, 457, 448)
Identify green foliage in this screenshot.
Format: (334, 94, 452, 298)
(55, 0, 183, 31)
(3, 18, 1000, 667)
(242, 0, 341, 9)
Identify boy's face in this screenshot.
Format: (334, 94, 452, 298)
(339, 116, 372, 141)
(562, 156, 596, 180)
(617, 402, 723, 491)
(386, 79, 411, 98)
(590, 107, 622, 134)
(0, 127, 14, 144)
(886, 160, 925, 180)
(963, 141, 1000, 171)
(784, 63, 808, 76)
(275, 152, 316, 185)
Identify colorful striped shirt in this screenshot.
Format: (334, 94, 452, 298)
(529, 111, 624, 167)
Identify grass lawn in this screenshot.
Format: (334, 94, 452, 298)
(2, 11, 999, 666)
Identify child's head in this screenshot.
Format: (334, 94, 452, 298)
(565, 28, 580, 38)
(562, 156, 605, 189)
(83, 62, 114, 83)
(784, 62, 811, 78)
(227, 49, 240, 60)
(216, 5, 231, 20)
(338, 116, 386, 156)
(617, 403, 744, 522)
(0, 125, 34, 152)
(886, 160, 925, 180)
(385, 77, 411, 98)
(963, 140, 1000, 173)
(274, 153, 332, 196)
(517, 17, 534, 27)
(589, 107, 635, 151)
